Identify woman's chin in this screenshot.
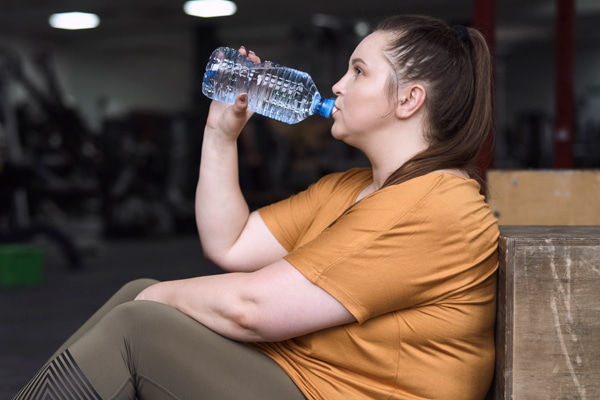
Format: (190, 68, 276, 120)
(330, 126, 346, 141)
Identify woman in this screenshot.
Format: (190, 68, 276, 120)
(14, 14, 498, 400)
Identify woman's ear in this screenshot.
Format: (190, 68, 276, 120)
(396, 84, 426, 119)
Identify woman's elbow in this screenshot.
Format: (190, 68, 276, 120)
(201, 247, 263, 273)
(234, 317, 291, 342)
(198, 243, 237, 272)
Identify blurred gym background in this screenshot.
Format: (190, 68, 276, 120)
(0, 0, 598, 397)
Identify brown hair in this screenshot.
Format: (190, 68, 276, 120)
(375, 15, 494, 189)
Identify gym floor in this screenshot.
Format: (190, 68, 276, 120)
(0, 231, 221, 399)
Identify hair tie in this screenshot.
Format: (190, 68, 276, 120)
(452, 24, 472, 52)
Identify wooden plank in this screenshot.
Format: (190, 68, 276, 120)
(487, 170, 600, 225)
(493, 231, 511, 400)
(495, 226, 600, 399)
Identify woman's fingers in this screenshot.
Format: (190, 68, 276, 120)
(247, 50, 261, 64)
(238, 46, 261, 64)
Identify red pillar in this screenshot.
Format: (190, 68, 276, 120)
(472, 0, 496, 175)
(554, 0, 575, 168)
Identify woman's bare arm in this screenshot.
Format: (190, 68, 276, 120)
(195, 48, 287, 271)
(135, 260, 355, 342)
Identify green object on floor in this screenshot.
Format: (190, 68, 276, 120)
(0, 244, 43, 287)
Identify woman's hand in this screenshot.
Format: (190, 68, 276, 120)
(205, 47, 262, 142)
(134, 281, 170, 303)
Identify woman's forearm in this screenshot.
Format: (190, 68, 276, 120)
(134, 262, 355, 342)
(195, 127, 250, 266)
(195, 94, 288, 272)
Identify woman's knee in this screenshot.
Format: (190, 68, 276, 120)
(109, 299, 163, 321)
(104, 300, 179, 337)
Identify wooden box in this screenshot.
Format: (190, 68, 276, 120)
(487, 170, 600, 225)
(494, 226, 600, 399)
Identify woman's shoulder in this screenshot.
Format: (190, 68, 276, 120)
(363, 172, 483, 216)
(396, 171, 478, 194)
(375, 171, 473, 195)
(312, 167, 373, 192)
(400, 173, 494, 224)
(320, 167, 373, 183)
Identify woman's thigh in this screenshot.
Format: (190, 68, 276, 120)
(71, 300, 306, 400)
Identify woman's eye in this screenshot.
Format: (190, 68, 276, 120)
(353, 67, 362, 76)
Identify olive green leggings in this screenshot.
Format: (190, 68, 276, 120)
(14, 279, 307, 400)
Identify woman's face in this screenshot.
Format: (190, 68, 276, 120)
(330, 31, 398, 145)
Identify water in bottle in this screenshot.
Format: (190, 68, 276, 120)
(202, 47, 335, 124)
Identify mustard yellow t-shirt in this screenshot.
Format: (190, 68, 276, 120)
(254, 168, 499, 400)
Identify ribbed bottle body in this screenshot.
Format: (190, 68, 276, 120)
(202, 47, 332, 124)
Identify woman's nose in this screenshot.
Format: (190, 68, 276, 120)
(331, 77, 344, 96)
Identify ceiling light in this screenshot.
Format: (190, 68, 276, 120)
(49, 12, 100, 30)
(183, 0, 237, 18)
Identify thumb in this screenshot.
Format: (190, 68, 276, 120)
(231, 93, 250, 118)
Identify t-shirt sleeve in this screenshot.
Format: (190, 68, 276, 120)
(257, 188, 318, 252)
(258, 169, 367, 251)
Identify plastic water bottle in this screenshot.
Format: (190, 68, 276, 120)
(202, 47, 335, 124)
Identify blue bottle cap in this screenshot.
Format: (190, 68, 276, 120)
(316, 98, 335, 118)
